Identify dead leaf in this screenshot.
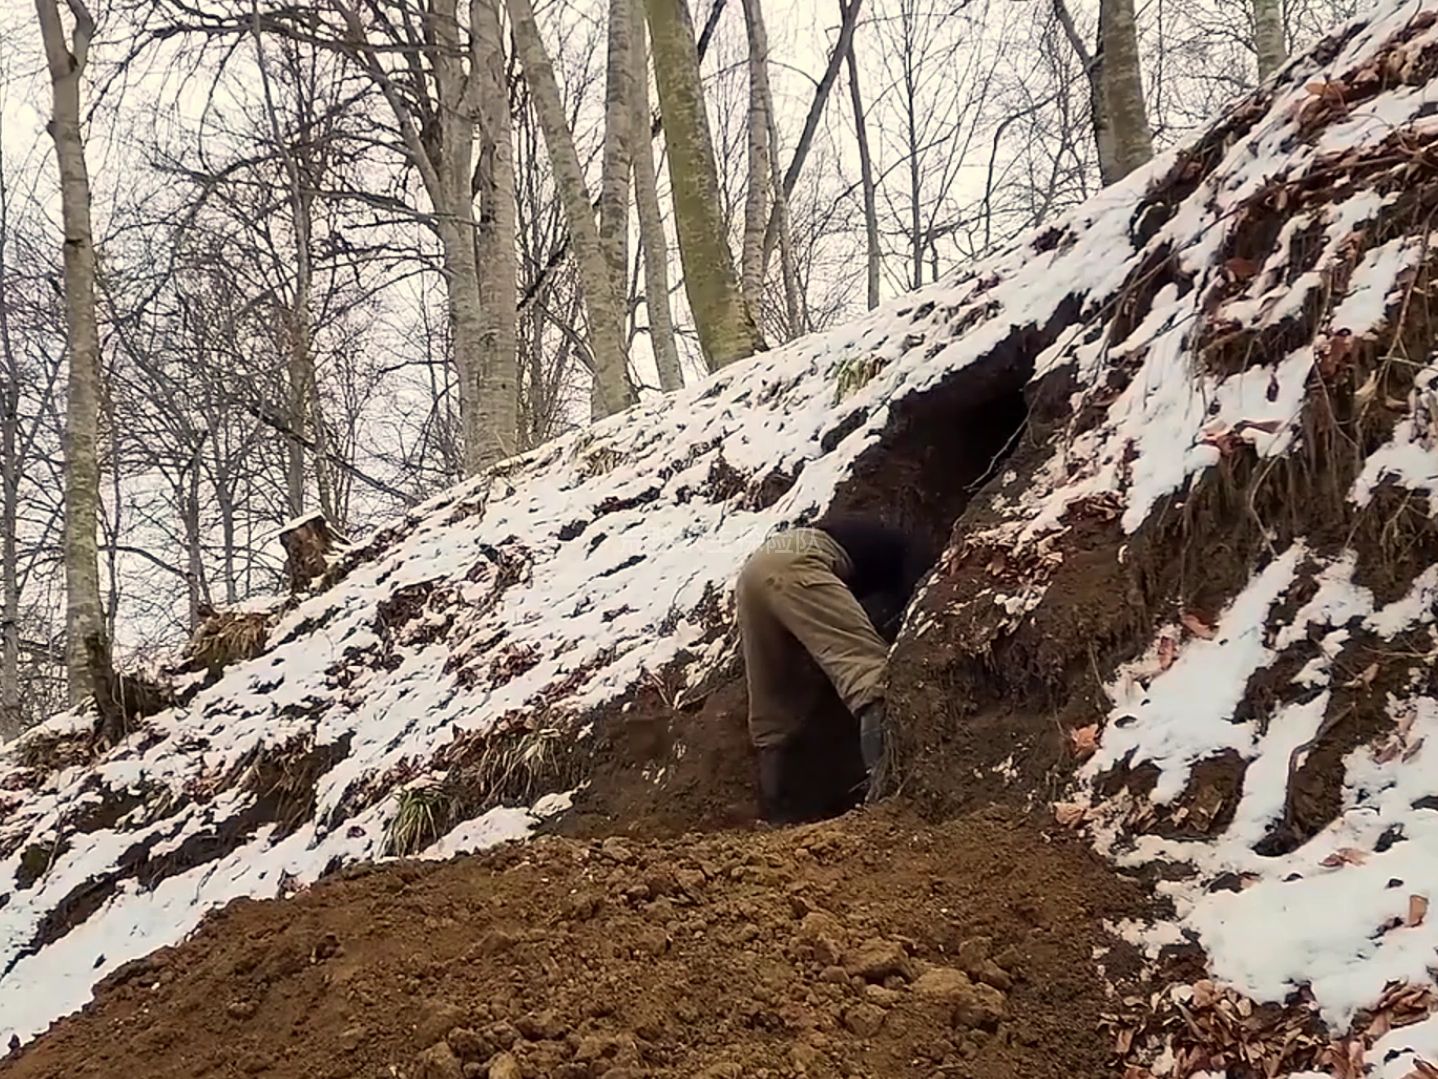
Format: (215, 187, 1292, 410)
(1069, 724, 1100, 760)
(1409, 894, 1428, 927)
(1344, 662, 1380, 688)
(1237, 417, 1285, 435)
(1191, 979, 1219, 1008)
(1225, 256, 1261, 280)
(1157, 634, 1179, 671)
(1318, 331, 1354, 378)
(1367, 1010, 1393, 1040)
(1181, 612, 1218, 640)
(1054, 802, 1087, 827)
(1320, 847, 1370, 868)
(1406, 1057, 1438, 1079)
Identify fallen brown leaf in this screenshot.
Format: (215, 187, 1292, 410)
(1181, 612, 1218, 639)
(1320, 847, 1370, 868)
(1054, 802, 1087, 827)
(1157, 634, 1179, 671)
(1225, 256, 1261, 280)
(1409, 894, 1428, 928)
(1069, 724, 1100, 760)
(1408, 1057, 1438, 1079)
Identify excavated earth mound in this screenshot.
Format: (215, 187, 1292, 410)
(0, 809, 1140, 1079)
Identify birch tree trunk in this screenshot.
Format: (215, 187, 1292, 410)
(630, 4, 684, 391)
(253, 19, 318, 518)
(740, 0, 770, 318)
(645, 0, 760, 369)
(1253, 0, 1286, 79)
(1097, 0, 1152, 184)
(600, 0, 634, 301)
(473, 0, 520, 464)
(507, 0, 636, 418)
(596, 0, 636, 418)
(1055, 0, 1116, 187)
(333, 0, 511, 474)
(842, 0, 879, 311)
(746, 0, 801, 336)
(0, 146, 19, 738)
(758, 0, 862, 272)
(35, 0, 107, 706)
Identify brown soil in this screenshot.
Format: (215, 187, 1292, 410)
(1, 808, 1140, 1079)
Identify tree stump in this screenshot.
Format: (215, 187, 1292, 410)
(279, 513, 345, 592)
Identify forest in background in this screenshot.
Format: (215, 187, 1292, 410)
(0, 0, 1359, 736)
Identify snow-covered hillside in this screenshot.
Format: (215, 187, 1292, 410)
(5, 3, 1438, 1073)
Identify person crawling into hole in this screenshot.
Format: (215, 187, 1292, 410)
(737, 514, 932, 824)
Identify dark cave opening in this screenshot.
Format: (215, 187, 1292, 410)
(784, 345, 1041, 821)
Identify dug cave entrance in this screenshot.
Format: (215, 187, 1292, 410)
(783, 344, 1041, 822)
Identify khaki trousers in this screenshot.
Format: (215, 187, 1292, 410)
(737, 528, 889, 750)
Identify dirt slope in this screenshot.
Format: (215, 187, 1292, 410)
(1, 808, 1139, 1079)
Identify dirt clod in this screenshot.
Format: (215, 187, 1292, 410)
(843, 1001, 887, 1036)
(843, 939, 912, 983)
(414, 1042, 464, 1079)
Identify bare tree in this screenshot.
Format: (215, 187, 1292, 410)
(474, 0, 520, 462)
(0, 104, 22, 738)
(739, 0, 770, 316)
(507, 0, 636, 418)
(329, 0, 517, 472)
(630, 3, 684, 390)
(1254, 0, 1286, 78)
(645, 0, 759, 368)
(842, 0, 879, 309)
(1099, 0, 1152, 180)
(35, 0, 109, 705)
(1055, 0, 1151, 185)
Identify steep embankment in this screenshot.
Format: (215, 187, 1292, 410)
(5, 3, 1438, 1076)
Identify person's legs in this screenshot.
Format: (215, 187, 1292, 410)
(740, 527, 900, 809)
(758, 529, 889, 715)
(738, 536, 812, 821)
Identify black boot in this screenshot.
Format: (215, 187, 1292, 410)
(857, 699, 891, 803)
(757, 747, 802, 824)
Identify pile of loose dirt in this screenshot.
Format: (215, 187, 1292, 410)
(1, 807, 1139, 1079)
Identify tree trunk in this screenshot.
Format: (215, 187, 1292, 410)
(764, 113, 802, 336)
(596, 0, 636, 417)
(254, 21, 316, 518)
(35, 0, 107, 707)
(279, 513, 342, 592)
(842, 0, 879, 311)
(473, 0, 520, 464)
(746, 0, 801, 337)
(645, 0, 760, 369)
(0, 148, 19, 739)
(759, 0, 862, 272)
(1097, 0, 1152, 184)
(630, 3, 684, 391)
(182, 450, 207, 631)
(508, 0, 636, 418)
(600, 0, 634, 302)
(740, 0, 770, 318)
(333, 0, 509, 474)
(1253, 0, 1286, 80)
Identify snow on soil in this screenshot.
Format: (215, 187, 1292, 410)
(3, 1, 1438, 1066)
